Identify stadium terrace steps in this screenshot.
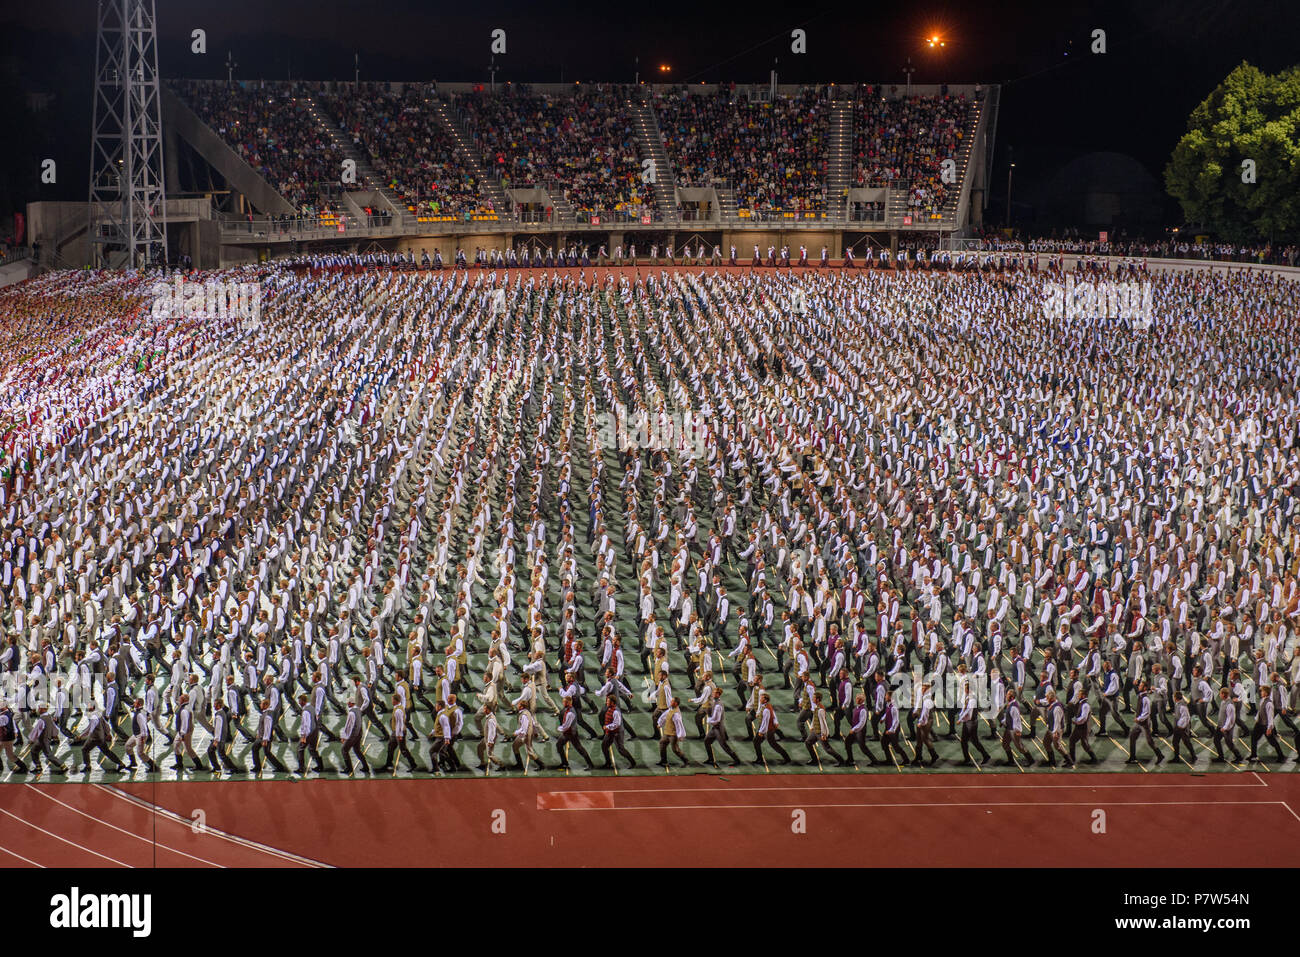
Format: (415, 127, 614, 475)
(432, 98, 512, 216)
(630, 92, 678, 220)
(826, 98, 854, 221)
(885, 181, 912, 225)
(305, 92, 405, 228)
(941, 99, 981, 226)
(715, 185, 739, 222)
(547, 190, 579, 225)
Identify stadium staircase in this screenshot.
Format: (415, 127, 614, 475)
(716, 185, 740, 221)
(431, 99, 512, 216)
(304, 93, 403, 228)
(885, 182, 911, 226)
(546, 189, 578, 225)
(826, 97, 854, 220)
(43, 221, 89, 270)
(937, 97, 984, 228)
(630, 92, 678, 220)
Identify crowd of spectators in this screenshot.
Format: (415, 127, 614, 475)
(171, 80, 355, 213)
(973, 229, 1300, 266)
(323, 85, 488, 218)
(852, 86, 970, 217)
(654, 86, 828, 214)
(453, 85, 652, 216)
(169, 79, 988, 224)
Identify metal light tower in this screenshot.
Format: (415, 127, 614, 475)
(89, 0, 168, 269)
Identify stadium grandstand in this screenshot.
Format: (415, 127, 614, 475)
(20, 78, 996, 271)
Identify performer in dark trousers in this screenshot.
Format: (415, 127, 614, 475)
(0, 701, 28, 774)
(356, 678, 389, 741)
(802, 692, 845, 766)
(999, 690, 1033, 766)
(376, 701, 421, 773)
(295, 694, 326, 774)
(1169, 691, 1194, 763)
(1248, 684, 1285, 762)
(1068, 691, 1098, 764)
(1042, 690, 1071, 767)
(1125, 683, 1165, 764)
(599, 696, 638, 770)
(958, 688, 991, 766)
(752, 693, 793, 765)
(207, 702, 241, 774)
(252, 700, 289, 775)
(878, 692, 908, 765)
(1211, 687, 1244, 763)
(703, 689, 742, 767)
(843, 692, 880, 765)
(1097, 662, 1129, 735)
(555, 696, 596, 770)
(339, 699, 371, 775)
(28, 707, 67, 775)
(912, 686, 941, 766)
(79, 704, 126, 774)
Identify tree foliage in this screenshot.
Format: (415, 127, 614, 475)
(1165, 62, 1300, 243)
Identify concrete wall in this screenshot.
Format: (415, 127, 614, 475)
(0, 259, 35, 288)
(847, 188, 886, 204)
(29, 198, 217, 268)
(391, 233, 514, 259)
(25, 201, 90, 267)
(722, 230, 842, 258)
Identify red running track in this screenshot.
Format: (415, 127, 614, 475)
(0, 783, 324, 868)
(4, 772, 1300, 867)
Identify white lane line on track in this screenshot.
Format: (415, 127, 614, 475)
(545, 799, 1291, 812)
(91, 784, 331, 867)
(0, 844, 46, 867)
(23, 784, 224, 868)
(546, 779, 1269, 797)
(0, 809, 131, 866)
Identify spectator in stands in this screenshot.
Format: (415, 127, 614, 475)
(852, 84, 969, 218)
(452, 85, 654, 217)
(323, 84, 489, 220)
(172, 80, 358, 213)
(654, 85, 828, 214)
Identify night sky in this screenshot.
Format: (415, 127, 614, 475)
(1, 0, 1297, 230)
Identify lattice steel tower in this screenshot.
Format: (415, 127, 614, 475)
(88, 0, 168, 269)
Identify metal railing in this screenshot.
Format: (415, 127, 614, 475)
(848, 205, 886, 224)
(217, 197, 977, 244)
(570, 208, 668, 226)
(217, 208, 966, 244)
(677, 207, 717, 224)
(731, 208, 833, 223)
(0, 246, 34, 268)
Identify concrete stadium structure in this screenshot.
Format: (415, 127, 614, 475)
(23, 81, 998, 271)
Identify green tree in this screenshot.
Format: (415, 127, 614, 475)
(1165, 62, 1300, 243)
